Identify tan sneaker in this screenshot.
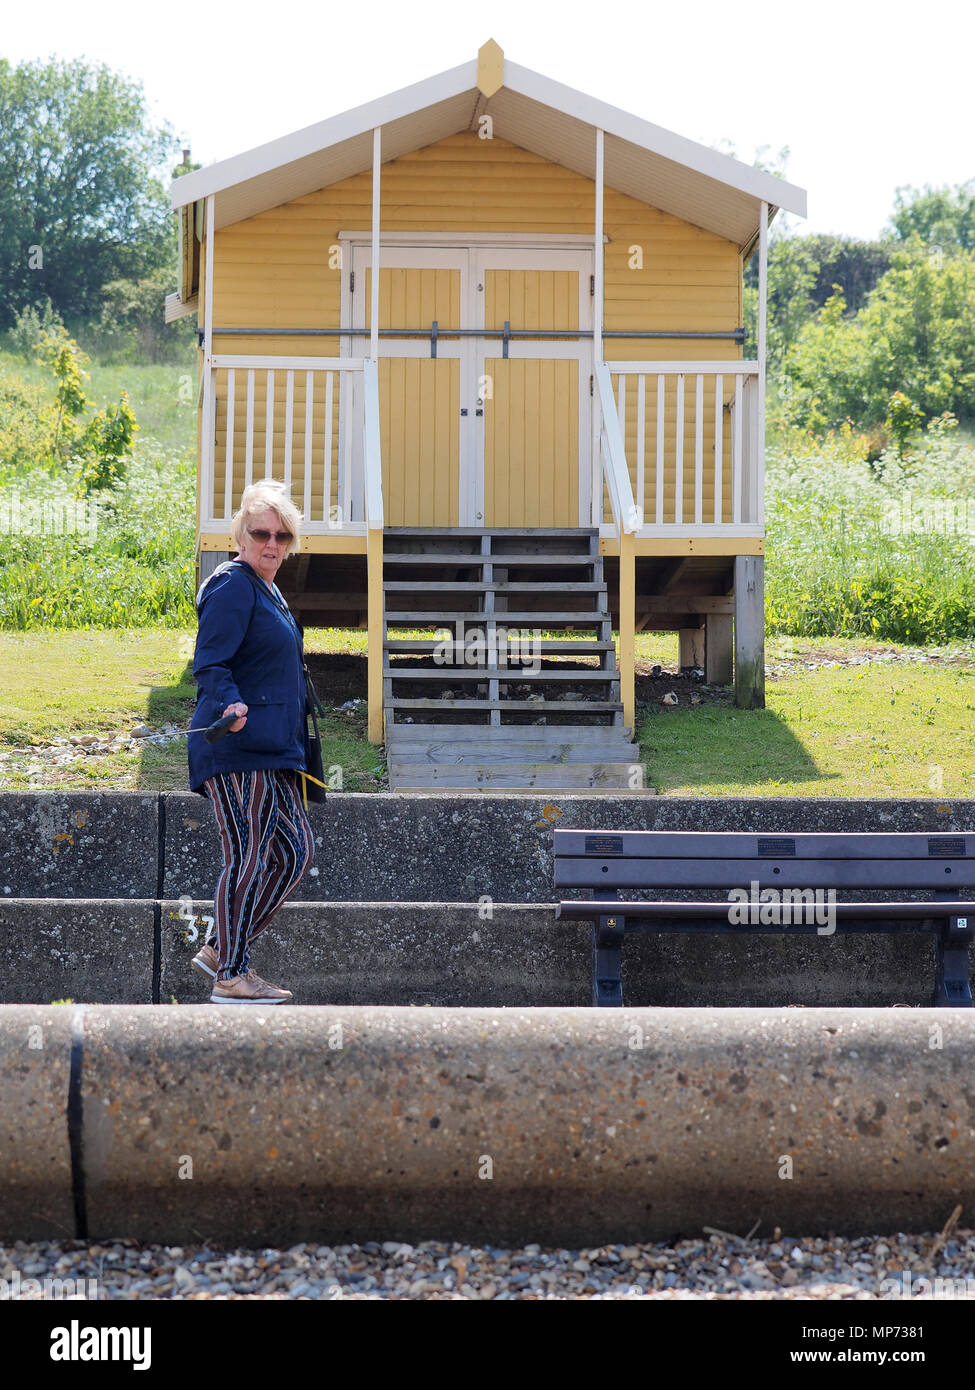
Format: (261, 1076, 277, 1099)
(246, 969, 294, 1002)
(192, 943, 219, 980)
(210, 971, 292, 1004)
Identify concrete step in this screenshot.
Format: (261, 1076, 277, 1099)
(0, 898, 954, 1009)
(5, 791, 974, 905)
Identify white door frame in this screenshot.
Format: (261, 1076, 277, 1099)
(348, 245, 471, 525)
(471, 245, 593, 528)
(341, 236, 594, 527)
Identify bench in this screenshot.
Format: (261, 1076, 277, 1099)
(553, 830, 975, 1007)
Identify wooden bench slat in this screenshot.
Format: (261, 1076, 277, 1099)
(552, 830, 975, 860)
(554, 858, 975, 889)
(556, 900, 975, 920)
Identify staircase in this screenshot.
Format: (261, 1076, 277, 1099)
(382, 528, 639, 789)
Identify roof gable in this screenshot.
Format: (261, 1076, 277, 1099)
(172, 49, 806, 247)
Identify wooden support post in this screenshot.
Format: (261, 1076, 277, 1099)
(705, 613, 733, 685)
(619, 531, 635, 729)
(678, 627, 705, 670)
(370, 128, 381, 362)
(733, 555, 765, 708)
(593, 128, 604, 363)
(367, 525, 384, 743)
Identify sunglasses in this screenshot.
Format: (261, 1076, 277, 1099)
(248, 528, 292, 544)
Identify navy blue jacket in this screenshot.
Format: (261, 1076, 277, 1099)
(188, 559, 306, 796)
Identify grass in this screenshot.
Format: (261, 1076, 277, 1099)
(638, 649, 975, 798)
(0, 627, 386, 792)
(1, 628, 973, 798)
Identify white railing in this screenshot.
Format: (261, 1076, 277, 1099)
(594, 362, 638, 535)
(361, 357, 383, 530)
(201, 355, 380, 534)
(599, 360, 761, 534)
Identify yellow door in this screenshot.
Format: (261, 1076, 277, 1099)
(355, 248, 465, 527)
(477, 251, 591, 528)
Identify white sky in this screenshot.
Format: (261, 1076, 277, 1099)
(5, 0, 973, 240)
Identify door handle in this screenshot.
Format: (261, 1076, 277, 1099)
(460, 408, 468, 416)
(475, 408, 483, 417)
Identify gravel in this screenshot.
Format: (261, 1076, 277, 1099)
(3, 1230, 974, 1300)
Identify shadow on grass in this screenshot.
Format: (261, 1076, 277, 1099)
(637, 700, 835, 792)
(138, 655, 383, 792)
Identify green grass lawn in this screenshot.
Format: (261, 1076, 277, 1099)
(1, 627, 973, 798)
(639, 655, 975, 797)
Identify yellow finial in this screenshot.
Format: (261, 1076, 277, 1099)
(477, 39, 504, 98)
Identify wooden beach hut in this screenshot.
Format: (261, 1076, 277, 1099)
(168, 40, 806, 788)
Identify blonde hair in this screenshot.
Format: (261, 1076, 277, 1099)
(230, 480, 302, 558)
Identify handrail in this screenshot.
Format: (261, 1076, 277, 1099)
(594, 361, 638, 535)
(362, 357, 384, 529)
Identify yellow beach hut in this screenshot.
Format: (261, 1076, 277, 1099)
(168, 40, 806, 788)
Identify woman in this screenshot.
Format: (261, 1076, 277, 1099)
(187, 479, 315, 1004)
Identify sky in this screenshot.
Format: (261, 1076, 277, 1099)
(4, 0, 973, 240)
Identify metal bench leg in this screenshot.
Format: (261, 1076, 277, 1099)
(933, 913, 974, 1007)
(593, 913, 625, 1007)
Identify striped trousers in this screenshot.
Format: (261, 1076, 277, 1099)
(203, 768, 315, 981)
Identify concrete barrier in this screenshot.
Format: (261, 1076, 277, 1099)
(0, 792, 157, 898)
(0, 899, 957, 1007)
(1, 1004, 972, 1245)
(0, 901, 156, 1004)
(0, 1007, 75, 1240)
(5, 791, 974, 904)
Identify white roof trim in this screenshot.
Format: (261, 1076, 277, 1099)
(171, 60, 477, 210)
(504, 60, 805, 218)
(165, 291, 198, 323)
(171, 53, 806, 232)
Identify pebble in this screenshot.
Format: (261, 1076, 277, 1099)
(1, 1230, 972, 1300)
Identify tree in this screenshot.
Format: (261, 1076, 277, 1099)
(780, 250, 975, 431)
(887, 181, 975, 255)
(0, 56, 179, 327)
(802, 235, 894, 313)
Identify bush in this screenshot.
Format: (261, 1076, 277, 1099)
(765, 417, 975, 642)
(7, 298, 63, 360)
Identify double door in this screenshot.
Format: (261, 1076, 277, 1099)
(348, 243, 593, 528)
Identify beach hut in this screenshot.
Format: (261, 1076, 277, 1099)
(168, 40, 806, 788)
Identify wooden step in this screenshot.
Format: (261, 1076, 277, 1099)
(383, 581, 604, 593)
(385, 527, 596, 538)
(384, 611, 610, 624)
(386, 740, 637, 766)
(383, 544, 598, 561)
(387, 724, 633, 741)
(384, 639, 616, 653)
(388, 699, 622, 713)
(387, 762, 640, 790)
(384, 666, 616, 680)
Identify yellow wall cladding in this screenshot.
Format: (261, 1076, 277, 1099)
(211, 131, 742, 351)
